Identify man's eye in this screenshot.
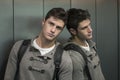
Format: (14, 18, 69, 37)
(49, 22, 54, 26)
(56, 26, 63, 30)
(81, 27, 87, 30)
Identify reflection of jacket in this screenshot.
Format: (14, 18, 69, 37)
(64, 40, 105, 80)
(4, 39, 73, 80)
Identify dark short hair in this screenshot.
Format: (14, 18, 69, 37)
(45, 8, 67, 25)
(66, 8, 91, 30)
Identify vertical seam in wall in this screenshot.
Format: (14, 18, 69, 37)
(117, 0, 119, 79)
(95, 0, 97, 43)
(43, 0, 45, 18)
(70, 0, 71, 8)
(12, 0, 15, 43)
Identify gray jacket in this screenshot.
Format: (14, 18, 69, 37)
(64, 40, 105, 80)
(4, 39, 73, 80)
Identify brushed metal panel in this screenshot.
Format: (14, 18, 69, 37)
(14, 0, 43, 41)
(117, 0, 120, 80)
(44, 0, 71, 43)
(0, 0, 13, 79)
(96, 0, 118, 80)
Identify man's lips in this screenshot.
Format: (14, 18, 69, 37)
(88, 33, 92, 37)
(48, 33, 55, 37)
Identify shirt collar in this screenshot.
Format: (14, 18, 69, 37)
(28, 38, 60, 59)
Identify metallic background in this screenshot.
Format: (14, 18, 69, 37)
(0, 0, 119, 80)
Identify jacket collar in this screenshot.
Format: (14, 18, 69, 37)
(66, 38, 96, 48)
(28, 38, 60, 59)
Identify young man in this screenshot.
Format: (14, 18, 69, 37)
(64, 8, 105, 80)
(4, 8, 72, 80)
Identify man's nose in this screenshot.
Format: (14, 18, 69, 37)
(51, 26, 56, 33)
(88, 26, 92, 32)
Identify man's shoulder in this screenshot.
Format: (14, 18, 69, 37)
(12, 40, 24, 49)
(63, 42, 76, 47)
(12, 39, 32, 51)
(14, 39, 33, 46)
(63, 42, 80, 51)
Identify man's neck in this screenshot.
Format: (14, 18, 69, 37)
(36, 36, 55, 48)
(72, 37, 88, 47)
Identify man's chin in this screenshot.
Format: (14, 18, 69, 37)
(87, 36, 92, 40)
(46, 37, 55, 42)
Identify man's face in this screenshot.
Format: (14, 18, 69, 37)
(76, 19, 93, 40)
(41, 16, 65, 41)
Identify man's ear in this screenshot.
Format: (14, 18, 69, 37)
(69, 28, 77, 35)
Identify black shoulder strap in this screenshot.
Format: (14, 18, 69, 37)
(17, 39, 31, 64)
(14, 39, 31, 80)
(64, 43, 88, 63)
(52, 45, 64, 80)
(64, 43, 92, 80)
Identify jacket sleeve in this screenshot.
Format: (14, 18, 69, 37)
(58, 51, 73, 80)
(4, 40, 23, 80)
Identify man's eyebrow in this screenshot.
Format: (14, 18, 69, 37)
(49, 21, 55, 25)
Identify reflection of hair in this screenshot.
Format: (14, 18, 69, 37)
(45, 8, 67, 25)
(67, 8, 91, 30)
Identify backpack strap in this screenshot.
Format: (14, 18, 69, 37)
(52, 45, 64, 80)
(14, 39, 31, 80)
(64, 43, 88, 62)
(64, 43, 92, 80)
(17, 39, 31, 65)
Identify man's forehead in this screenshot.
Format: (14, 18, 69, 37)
(79, 19, 91, 27)
(47, 17, 65, 26)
